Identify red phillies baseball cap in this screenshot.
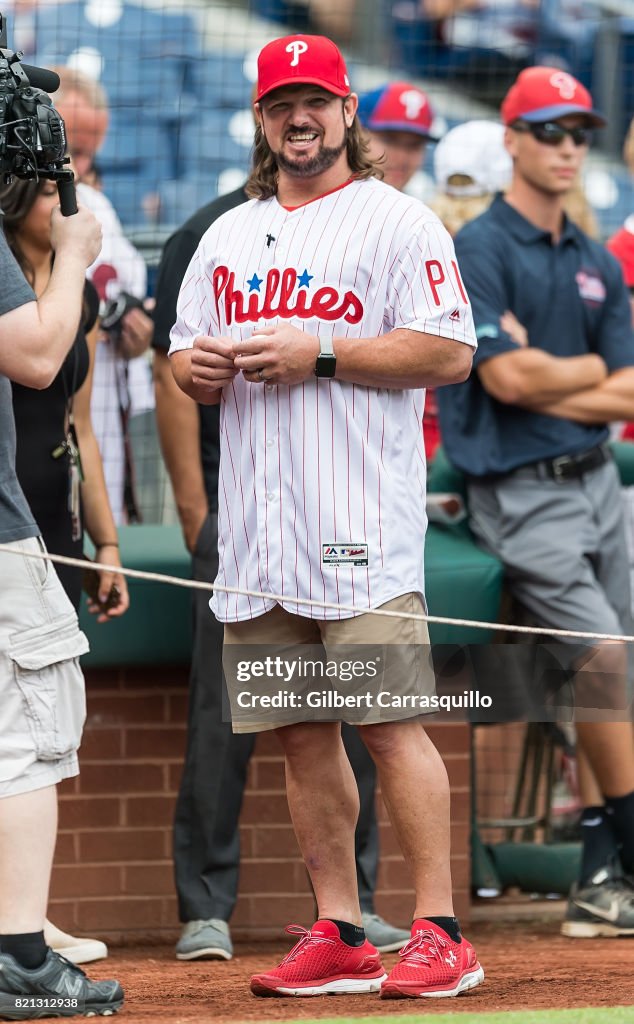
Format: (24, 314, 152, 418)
(501, 66, 606, 127)
(256, 34, 351, 102)
(357, 82, 436, 140)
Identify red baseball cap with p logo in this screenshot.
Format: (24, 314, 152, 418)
(357, 82, 436, 139)
(501, 66, 606, 126)
(256, 34, 351, 102)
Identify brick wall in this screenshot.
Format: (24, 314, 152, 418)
(49, 666, 471, 943)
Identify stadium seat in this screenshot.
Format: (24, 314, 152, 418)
(156, 176, 220, 230)
(179, 109, 253, 177)
(191, 51, 254, 110)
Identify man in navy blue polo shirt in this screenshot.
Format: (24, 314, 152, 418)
(438, 66, 634, 937)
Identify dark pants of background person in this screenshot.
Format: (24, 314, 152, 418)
(173, 513, 380, 922)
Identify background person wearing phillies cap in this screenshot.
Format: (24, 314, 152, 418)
(170, 32, 483, 999)
(357, 81, 437, 192)
(357, 82, 445, 462)
(438, 65, 634, 940)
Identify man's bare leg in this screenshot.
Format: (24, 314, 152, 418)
(0, 786, 57, 933)
(276, 721, 362, 924)
(360, 719, 454, 918)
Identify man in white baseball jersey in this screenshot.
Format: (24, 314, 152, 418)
(170, 34, 483, 1000)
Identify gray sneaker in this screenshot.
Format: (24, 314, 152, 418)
(561, 863, 634, 938)
(361, 913, 410, 953)
(0, 948, 123, 1019)
(175, 919, 233, 961)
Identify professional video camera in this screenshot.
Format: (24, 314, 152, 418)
(0, 12, 76, 214)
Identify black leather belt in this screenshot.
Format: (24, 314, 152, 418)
(529, 444, 610, 482)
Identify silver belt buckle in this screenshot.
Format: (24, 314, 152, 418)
(551, 455, 571, 481)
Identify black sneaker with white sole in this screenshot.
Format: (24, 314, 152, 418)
(561, 862, 634, 938)
(0, 948, 123, 1019)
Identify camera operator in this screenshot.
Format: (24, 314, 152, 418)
(0, 119, 125, 1024)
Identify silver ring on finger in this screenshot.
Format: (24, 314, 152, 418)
(257, 367, 267, 382)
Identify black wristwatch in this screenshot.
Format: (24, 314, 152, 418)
(314, 336, 336, 378)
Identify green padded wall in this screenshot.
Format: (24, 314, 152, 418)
(611, 440, 634, 486)
(80, 520, 504, 666)
(80, 525, 192, 667)
(425, 525, 502, 644)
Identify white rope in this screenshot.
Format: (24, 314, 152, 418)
(1, 541, 633, 643)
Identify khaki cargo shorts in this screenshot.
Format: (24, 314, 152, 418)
(223, 593, 435, 733)
(0, 537, 88, 797)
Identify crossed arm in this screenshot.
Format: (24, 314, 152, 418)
(478, 337, 634, 424)
(537, 367, 634, 423)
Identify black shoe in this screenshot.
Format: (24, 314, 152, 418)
(0, 948, 123, 1019)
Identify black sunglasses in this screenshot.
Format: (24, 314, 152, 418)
(512, 121, 592, 147)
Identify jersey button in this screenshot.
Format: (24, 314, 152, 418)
(266, 491, 276, 501)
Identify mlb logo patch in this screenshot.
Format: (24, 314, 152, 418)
(322, 544, 369, 567)
(576, 270, 606, 305)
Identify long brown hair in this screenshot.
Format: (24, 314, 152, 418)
(0, 177, 48, 285)
(246, 107, 381, 201)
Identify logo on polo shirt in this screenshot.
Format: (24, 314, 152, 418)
(575, 269, 606, 305)
(476, 323, 499, 340)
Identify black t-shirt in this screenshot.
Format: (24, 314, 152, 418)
(12, 279, 99, 607)
(152, 186, 248, 509)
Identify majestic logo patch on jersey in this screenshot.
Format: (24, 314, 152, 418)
(575, 269, 606, 305)
(213, 266, 364, 326)
(322, 544, 369, 567)
(448, 308, 461, 322)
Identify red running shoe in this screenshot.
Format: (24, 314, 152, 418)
(250, 921, 387, 997)
(381, 919, 484, 998)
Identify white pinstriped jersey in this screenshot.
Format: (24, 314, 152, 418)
(170, 177, 476, 622)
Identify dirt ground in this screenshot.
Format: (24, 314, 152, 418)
(85, 920, 634, 1023)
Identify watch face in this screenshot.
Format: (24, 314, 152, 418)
(315, 354, 336, 378)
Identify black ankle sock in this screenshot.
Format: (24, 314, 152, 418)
(0, 931, 47, 969)
(326, 919, 366, 947)
(579, 805, 620, 886)
(422, 916, 462, 943)
(605, 790, 634, 874)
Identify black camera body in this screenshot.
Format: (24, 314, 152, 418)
(0, 12, 76, 214)
(100, 291, 145, 341)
